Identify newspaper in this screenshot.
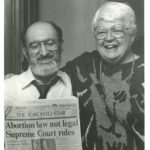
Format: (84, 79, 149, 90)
(5, 97, 82, 150)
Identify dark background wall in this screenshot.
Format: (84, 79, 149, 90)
(4, 0, 39, 74)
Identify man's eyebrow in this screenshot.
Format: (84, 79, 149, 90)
(29, 38, 56, 45)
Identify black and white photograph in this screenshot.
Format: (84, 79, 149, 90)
(4, 0, 145, 150)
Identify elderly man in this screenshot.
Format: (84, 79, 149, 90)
(5, 21, 72, 101)
(64, 2, 144, 150)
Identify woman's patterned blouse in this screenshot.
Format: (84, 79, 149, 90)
(63, 50, 144, 150)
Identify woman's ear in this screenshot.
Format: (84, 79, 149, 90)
(131, 26, 137, 42)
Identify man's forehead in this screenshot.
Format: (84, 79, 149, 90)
(27, 22, 55, 33)
(26, 22, 57, 41)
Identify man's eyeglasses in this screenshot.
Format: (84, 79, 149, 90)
(94, 24, 131, 40)
(28, 38, 58, 52)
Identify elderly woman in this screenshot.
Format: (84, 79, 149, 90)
(64, 2, 144, 150)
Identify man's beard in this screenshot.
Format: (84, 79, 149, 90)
(30, 59, 60, 77)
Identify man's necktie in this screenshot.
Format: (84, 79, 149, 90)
(32, 76, 60, 99)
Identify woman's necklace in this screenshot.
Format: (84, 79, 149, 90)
(99, 54, 135, 103)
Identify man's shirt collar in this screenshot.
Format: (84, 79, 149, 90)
(21, 67, 67, 89)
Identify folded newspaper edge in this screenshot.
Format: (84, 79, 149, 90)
(5, 96, 78, 106)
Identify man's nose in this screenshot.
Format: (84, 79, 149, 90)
(39, 43, 49, 56)
(105, 30, 114, 41)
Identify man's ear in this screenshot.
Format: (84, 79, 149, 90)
(22, 47, 29, 61)
(61, 39, 64, 44)
(59, 40, 64, 54)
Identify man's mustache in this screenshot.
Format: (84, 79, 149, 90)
(38, 52, 56, 60)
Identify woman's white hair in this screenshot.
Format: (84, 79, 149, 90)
(92, 2, 137, 32)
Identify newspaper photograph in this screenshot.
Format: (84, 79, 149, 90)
(5, 97, 82, 150)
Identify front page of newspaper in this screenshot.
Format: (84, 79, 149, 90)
(5, 97, 82, 150)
